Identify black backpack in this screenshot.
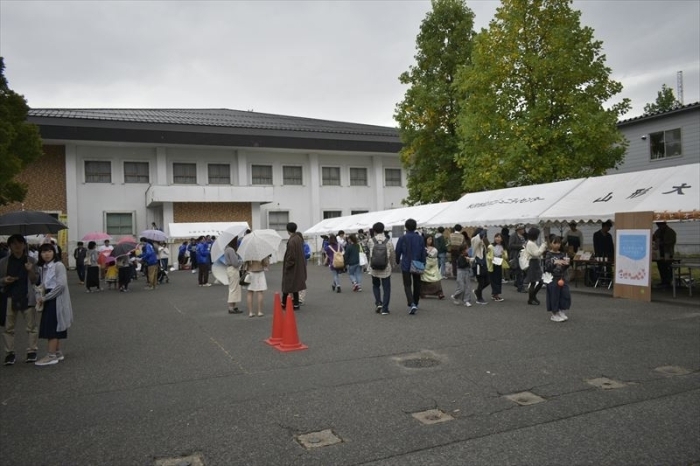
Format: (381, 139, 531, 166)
(370, 238, 388, 269)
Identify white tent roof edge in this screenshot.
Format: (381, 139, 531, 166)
(302, 163, 700, 235)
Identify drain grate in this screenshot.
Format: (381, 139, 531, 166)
(154, 453, 205, 466)
(412, 409, 454, 425)
(296, 429, 342, 449)
(401, 357, 441, 369)
(654, 365, 691, 376)
(586, 377, 626, 390)
(504, 391, 546, 406)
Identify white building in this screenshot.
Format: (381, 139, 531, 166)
(20, 109, 407, 250)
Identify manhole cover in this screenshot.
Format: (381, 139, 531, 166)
(401, 357, 441, 368)
(654, 365, 691, 376)
(504, 391, 546, 406)
(412, 409, 454, 425)
(296, 429, 342, 449)
(154, 453, 204, 466)
(586, 377, 626, 390)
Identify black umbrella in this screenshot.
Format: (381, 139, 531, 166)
(0, 210, 68, 236)
(110, 242, 138, 257)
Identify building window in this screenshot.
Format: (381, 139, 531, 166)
(322, 167, 341, 186)
(323, 211, 342, 219)
(208, 164, 231, 184)
(351, 210, 369, 215)
(173, 163, 197, 184)
(252, 165, 273, 185)
(350, 167, 368, 186)
(268, 211, 289, 230)
(124, 162, 149, 183)
(385, 168, 402, 187)
(85, 161, 111, 183)
(283, 166, 303, 185)
(105, 212, 134, 235)
(650, 128, 682, 160)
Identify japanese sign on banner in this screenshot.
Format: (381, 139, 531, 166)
(615, 229, 651, 287)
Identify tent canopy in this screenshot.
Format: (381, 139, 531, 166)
(303, 163, 699, 236)
(422, 179, 584, 228)
(303, 202, 454, 236)
(538, 164, 700, 223)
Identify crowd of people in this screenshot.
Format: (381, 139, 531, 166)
(0, 218, 679, 369)
(313, 219, 677, 323)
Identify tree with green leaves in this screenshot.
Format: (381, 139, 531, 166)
(643, 84, 682, 114)
(455, 0, 630, 192)
(0, 57, 43, 206)
(394, 0, 476, 205)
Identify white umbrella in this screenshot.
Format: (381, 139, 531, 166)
(24, 234, 48, 245)
(211, 262, 230, 286)
(210, 223, 249, 262)
(237, 229, 283, 262)
(140, 229, 168, 242)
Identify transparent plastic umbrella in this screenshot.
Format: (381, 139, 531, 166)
(211, 224, 249, 262)
(139, 229, 168, 242)
(237, 229, 283, 262)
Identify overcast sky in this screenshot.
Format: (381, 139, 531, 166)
(1, 0, 698, 127)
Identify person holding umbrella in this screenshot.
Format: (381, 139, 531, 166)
(281, 222, 307, 310)
(1, 234, 40, 365)
(85, 241, 101, 292)
(139, 238, 159, 290)
(238, 229, 281, 317)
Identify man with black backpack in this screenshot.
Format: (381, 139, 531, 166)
(368, 222, 394, 315)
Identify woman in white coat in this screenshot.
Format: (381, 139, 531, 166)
(35, 243, 73, 366)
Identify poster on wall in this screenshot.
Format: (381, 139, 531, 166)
(615, 229, 651, 287)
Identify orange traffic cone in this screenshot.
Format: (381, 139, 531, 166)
(276, 295, 308, 352)
(264, 292, 284, 346)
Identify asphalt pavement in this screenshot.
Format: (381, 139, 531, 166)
(1, 263, 698, 466)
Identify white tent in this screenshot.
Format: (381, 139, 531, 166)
(378, 202, 455, 229)
(538, 164, 700, 223)
(303, 163, 700, 237)
(303, 212, 373, 236)
(303, 202, 454, 236)
(423, 179, 584, 228)
(628, 163, 700, 221)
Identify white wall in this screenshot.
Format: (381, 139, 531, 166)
(66, 142, 407, 253)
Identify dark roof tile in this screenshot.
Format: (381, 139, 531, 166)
(28, 108, 399, 138)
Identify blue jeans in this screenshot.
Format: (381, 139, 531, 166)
(331, 269, 341, 288)
(372, 275, 391, 311)
(348, 264, 362, 288)
(438, 252, 447, 277)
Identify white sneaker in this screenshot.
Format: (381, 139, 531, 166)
(191, 270, 196, 274)
(550, 313, 564, 322)
(35, 353, 59, 366)
(559, 311, 568, 321)
(465, 302, 472, 307)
